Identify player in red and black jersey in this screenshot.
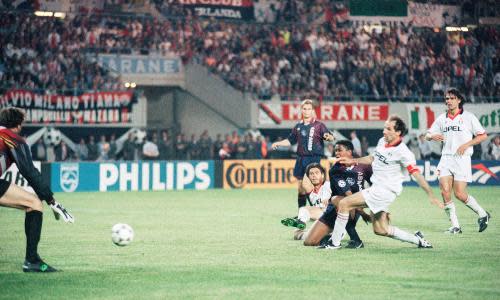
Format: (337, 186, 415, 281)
(0, 107, 74, 273)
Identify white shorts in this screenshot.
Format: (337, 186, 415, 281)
(437, 155, 472, 182)
(361, 185, 397, 214)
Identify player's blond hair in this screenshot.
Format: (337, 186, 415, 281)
(301, 99, 316, 108)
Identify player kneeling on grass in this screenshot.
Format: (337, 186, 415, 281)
(0, 108, 74, 272)
(281, 163, 331, 230)
(320, 115, 443, 250)
(293, 141, 372, 249)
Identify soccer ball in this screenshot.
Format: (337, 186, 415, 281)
(43, 127, 62, 146)
(133, 128, 147, 145)
(111, 223, 134, 246)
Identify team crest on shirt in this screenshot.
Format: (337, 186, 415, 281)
(347, 178, 355, 185)
(301, 129, 307, 136)
(60, 163, 79, 192)
(338, 180, 346, 187)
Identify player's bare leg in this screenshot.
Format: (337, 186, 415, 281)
(324, 192, 367, 248)
(0, 184, 57, 272)
(372, 211, 432, 248)
(453, 180, 490, 232)
(440, 176, 461, 233)
(302, 220, 331, 246)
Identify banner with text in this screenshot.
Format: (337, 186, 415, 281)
(258, 102, 389, 129)
(51, 161, 214, 192)
(407, 103, 500, 134)
(179, 0, 254, 20)
(98, 54, 184, 86)
(0, 89, 136, 125)
(408, 1, 461, 28)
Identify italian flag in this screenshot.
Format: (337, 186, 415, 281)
(409, 105, 435, 131)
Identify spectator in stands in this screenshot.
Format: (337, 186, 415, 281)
(418, 133, 433, 160)
(218, 142, 231, 160)
(235, 135, 248, 159)
(490, 135, 500, 160)
(76, 138, 88, 161)
(158, 130, 174, 160)
(87, 135, 98, 161)
(350, 131, 361, 157)
(142, 135, 160, 160)
(122, 133, 136, 161)
(108, 133, 117, 160)
(361, 136, 369, 156)
(213, 134, 223, 160)
(198, 130, 213, 160)
(32, 139, 46, 162)
(174, 133, 188, 160)
(55, 140, 71, 162)
(97, 135, 110, 161)
(188, 134, 200, 160)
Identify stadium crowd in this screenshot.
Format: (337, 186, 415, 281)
(1, 1, 499, 101)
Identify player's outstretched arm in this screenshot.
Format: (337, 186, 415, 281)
(271, 139, 291, 150)
(338, 155, 374, 166)
(412, 172, 443, 209)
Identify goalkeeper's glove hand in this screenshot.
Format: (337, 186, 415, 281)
(50, 201, 75, 223)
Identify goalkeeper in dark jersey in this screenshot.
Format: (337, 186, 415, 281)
(0, 107, 74, 273)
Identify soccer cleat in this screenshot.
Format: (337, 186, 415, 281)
(23, 260, 58, 273)
(280, 217, 306, 230)
(317, 239, 341, 250)
(50, 201, 75, 223)
(415, 231, 433, 248)
(444, 227, 462, 234)
(345, 240, 364, 249)
(478, 212, 491, 232)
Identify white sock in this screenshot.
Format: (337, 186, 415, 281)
(389, 226, 419, 245)
(298, 207, 310, 223)
(445, 202, 460, 228)
(465, 195, 487, 218)
(330, 213, 349, 246)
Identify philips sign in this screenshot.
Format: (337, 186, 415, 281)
(51, 161, 214, 192)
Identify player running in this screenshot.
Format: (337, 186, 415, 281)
(426, 88, 490, 234)
(0, 107, 74, 272)
(321, 115, 442, 250)
(294, 141, 372, 248)
(271, 99, 334, 217)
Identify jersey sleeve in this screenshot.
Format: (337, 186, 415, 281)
(319, 122, 329, 137)
(287, 124, 298, 145)
(10, 142, 54, 202)
(470, 114, 486, 136)
(400, 146, 419, 174)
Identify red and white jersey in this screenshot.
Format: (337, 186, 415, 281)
(308, 181, 332, 208)
(427, 110, 486, 156)
(371, 137, 419, 195)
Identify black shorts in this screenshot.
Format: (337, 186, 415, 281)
(318, 204, 337, 228)
(293, 156, 321, 179)
(0, 178, 10, 197)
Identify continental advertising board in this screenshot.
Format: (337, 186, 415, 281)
(50, 161, 214, 192)
(222, 159, 499, 189)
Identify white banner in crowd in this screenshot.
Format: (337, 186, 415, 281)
(407, 103, 500, 134)
(407, 2, 461, 28)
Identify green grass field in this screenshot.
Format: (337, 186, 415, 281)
(1, 187, 499, 299)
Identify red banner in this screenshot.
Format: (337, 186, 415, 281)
(0, 89, 135, 124)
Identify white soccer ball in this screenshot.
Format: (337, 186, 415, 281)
(43, 127, 62, 146)
(111, 223, 134, 246)
(134, 129, 147, 145)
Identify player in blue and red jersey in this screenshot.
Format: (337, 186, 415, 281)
(0, 107, 74, 273)
(271, 99, 334, 215)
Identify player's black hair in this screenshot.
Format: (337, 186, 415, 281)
(335, 140, 354, 152)
(0, 107, 25, 129)
(445, 87, 465, 109)
(305, 163, 325, 178)
(389, 115, 408, 137)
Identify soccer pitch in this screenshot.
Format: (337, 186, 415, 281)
(1, 187, 499, 299)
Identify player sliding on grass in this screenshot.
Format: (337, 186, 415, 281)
(320, 115, 443, 250)
(271, 99, 334, 216)
(281, 163, 332, 230)
(289, 141, 372, 248)
(426, 88, 490, 234)
(0, 107, 74, 272)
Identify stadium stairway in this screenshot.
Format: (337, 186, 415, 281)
(184, 63, 253, 128)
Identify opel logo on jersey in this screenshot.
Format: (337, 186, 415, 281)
(443, 125, 462, 132)
(60, 163, 79, 192)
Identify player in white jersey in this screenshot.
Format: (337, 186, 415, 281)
(281, 163, 331, 230)
(320, 115, 442, 250)
(426, 88, 490, 234)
